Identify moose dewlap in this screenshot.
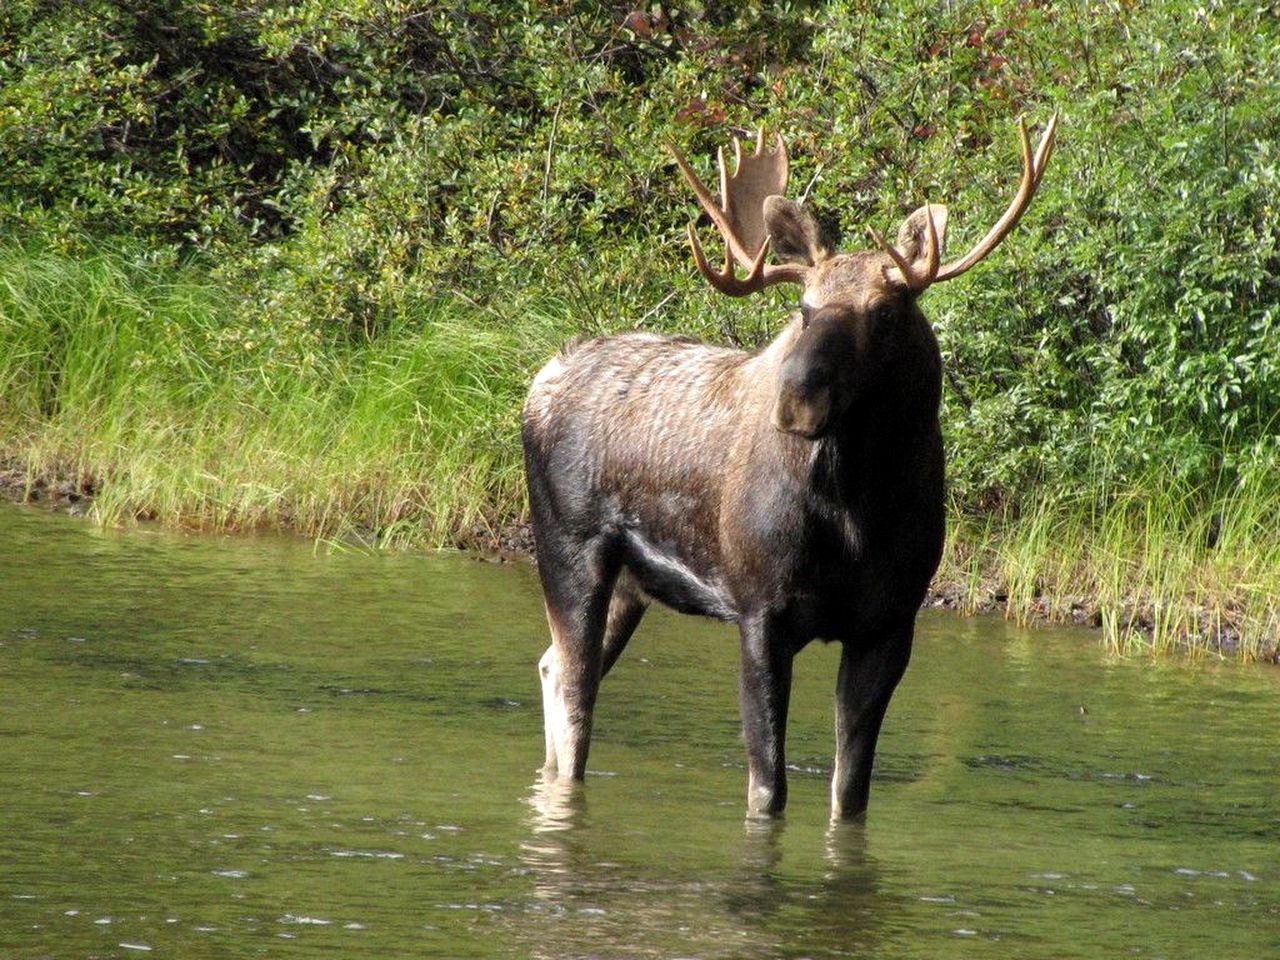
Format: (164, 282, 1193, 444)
(522, 115, 1057, 819)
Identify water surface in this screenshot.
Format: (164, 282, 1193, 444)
(1, 504, 1276, 958)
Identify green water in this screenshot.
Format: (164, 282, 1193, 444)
(0, 504, 1276, 959)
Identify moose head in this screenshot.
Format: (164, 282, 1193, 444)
(670, 116, 1057, 438)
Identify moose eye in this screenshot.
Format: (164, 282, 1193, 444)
(868, 303, 895, 325)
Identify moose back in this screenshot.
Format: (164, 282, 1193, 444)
(522, 116, 1057, 819)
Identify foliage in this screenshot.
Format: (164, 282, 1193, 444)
(3, 1, 1280, 657)
(928, 1, 1280, 510)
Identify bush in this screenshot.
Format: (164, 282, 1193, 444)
(2, 0, 1278, 518)
(931, 3, 1280, 509)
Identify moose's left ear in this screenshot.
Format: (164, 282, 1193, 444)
(895, 204, 949, 273)
(763, 195, 831, 266)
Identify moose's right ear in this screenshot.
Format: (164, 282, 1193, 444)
(894, 204, 949, 270)
(763, 196, 830, 266)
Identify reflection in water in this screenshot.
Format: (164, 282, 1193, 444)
(823, 817, 870, 873)
(519, 774, 589, 938)
(738, 814, 785, 874)
(525, 771, 587, 835)
(724, 818, 883, 958)
(517, 777, 888, 959)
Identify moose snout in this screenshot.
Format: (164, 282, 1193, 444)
(771, 355, 835, 438)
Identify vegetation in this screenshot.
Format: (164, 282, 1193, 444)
(1, 1, 1278, 659)
(0, 243, 555, 545)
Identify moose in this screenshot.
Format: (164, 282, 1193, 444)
(522, 115, 1057, 819)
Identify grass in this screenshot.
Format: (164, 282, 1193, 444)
(0, 242, 562, 548)
(939, 472, 1280, 662)
(2, 242, 1277, 661)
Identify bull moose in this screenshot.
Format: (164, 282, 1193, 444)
(522, 115, 1057, 818)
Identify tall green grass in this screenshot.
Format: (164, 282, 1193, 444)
(0, 243, 562, 547)
(939, 469, 1280, 662)
(2, 243, 1277, 660)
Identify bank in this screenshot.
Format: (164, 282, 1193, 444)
(3, 243, 1279, 663)
(4, 455, 1276, 664)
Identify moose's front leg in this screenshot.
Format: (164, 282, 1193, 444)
(738, 614, 796, 818)
(831, 623, 913, 819)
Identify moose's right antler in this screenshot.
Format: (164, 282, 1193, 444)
(670, 130, 812, 297)
(933, 113, 1057, 282)
(866, 114, 1058, 291)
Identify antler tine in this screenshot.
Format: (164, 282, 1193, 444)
(717, 143, 757, 265)
(867, 225, 923, 290)
(670, 140, 759, 267)
(671, 141, 739, 253)
(921, 202, 940, 285)
(746, 126, 776, 159)
(686, 223, 773, 297)
(934, 113, 1058, 283)
(1031, 111, 1058, 190)
(867, 202, 941, 292)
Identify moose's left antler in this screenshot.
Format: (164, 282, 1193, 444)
(669, 130, 812, 297)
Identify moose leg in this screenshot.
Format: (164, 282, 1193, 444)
(539, 601, 605, 780)
(537, 639, 568, 774)
(831, 624, 913, 819)
(537, 554, 615, 780)
(600, 575, 647, 679)
(738, 615, 795, 818)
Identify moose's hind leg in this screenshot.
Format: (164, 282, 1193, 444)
(536, 550, 616, 780)
(600, 572, 647, 679)
(538, 603, 606, 779)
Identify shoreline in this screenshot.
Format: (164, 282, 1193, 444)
(5, 464, 1272, 663)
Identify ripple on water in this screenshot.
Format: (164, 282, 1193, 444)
(336, 851, 405, 861)
(279, 914, 333, 925)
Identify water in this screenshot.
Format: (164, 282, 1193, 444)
(1, 503, 1277, 959)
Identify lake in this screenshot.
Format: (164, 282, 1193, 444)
(1, 503, 1276, 958)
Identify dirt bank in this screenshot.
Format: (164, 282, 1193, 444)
(3, 463, 1272, 662)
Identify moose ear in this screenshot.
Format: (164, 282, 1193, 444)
(894, 204, 949, 272)
(763, 196, 830, 266)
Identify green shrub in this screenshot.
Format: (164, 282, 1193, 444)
(2, 0, 1278, 520)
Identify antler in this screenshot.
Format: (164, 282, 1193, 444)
(670, 129, 811, 297)
(866, 114, 1057, 290)
(935, 113, 1058, 282)
(867, 204, 942, 293)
